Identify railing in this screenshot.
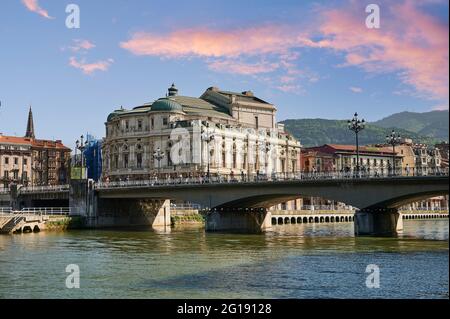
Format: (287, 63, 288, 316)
(170, 203, 202, 210)
(296, 205, 355, 211)
(271, 210, 355, 216)
(96, 167, 449, 189)
(19, 185, 70, 193)
(19, 207, 70, 215)
(0, 207, 70, 217)
(400, 207, 449, 212)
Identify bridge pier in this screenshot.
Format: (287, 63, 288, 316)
(354, 208, 403, 236)
(206, 209, 272, 233)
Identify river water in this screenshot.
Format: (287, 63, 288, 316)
(0, 220, 448, 299)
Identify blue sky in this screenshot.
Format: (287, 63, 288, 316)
(0, 0, 448, 148)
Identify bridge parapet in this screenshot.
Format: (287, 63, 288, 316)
(95, 169, 449, 190)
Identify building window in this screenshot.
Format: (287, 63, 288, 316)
(23, 171, 28, 181)
(125, 120, 129, 130)
(222, 151, 226, 167)
(167, 151, 172, 166)
(4, 157, 9, 165)
(3, 171, 8, 179)
(13, 171, 18, 180)
(24, 158, 28, 165)
(123, 154, 129, 168)
(255, 116, 259, 129)
(136, 153, 142, 168)
(163, 117, 168, 126)
(14, 158, 18, 165)
(151, 117, 154, 129)
(138, 119, 143, 130)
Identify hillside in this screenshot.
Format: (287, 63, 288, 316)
(372, 110, 449, 141)
(281, 118, 439, 147)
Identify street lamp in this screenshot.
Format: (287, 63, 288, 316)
(152, 147, 165, 176)
(76, 135, 88, 180)
(386, 129, 401, 176)
(348, 112, 365, 174)
(201, 123, 215, 181)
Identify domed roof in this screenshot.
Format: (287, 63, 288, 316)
(107, 107, 126, 121)
(150, 98, 183, 113)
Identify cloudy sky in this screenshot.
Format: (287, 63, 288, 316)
(0, 0, 448, 147)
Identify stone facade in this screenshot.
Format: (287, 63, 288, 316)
(102, 85, 301, 181)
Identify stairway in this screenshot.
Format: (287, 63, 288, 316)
(0, 216, 26, 234)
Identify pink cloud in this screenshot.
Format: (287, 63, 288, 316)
(119, 1, 448, 101)
(208, 60, 279, 75)
(21, 0, 53, 19)
(69, 57, 114, 75)
(120, 26, 315, 58)
(70, 39, 96, 52)
(317, 1, 449, 101)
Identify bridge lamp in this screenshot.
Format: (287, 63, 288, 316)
(386, 130, 401, 176)
(153, 147, 165, 175)
(201, 125, 215, 180)
(347, 112, 365, 174)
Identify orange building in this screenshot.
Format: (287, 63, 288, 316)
(0, 107, 71, 189)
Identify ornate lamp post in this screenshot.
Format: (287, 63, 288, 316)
(152, 147, 165, 176)
(347, 112, 365, 174)
(201, 123, 215, 181)
(76, 135, 88, 179)
(386, 129, 401, 176)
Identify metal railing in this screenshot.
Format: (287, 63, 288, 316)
(19, 185, 70, 193)
(0, 207, 70, 217)
(96, 167, 449, 189)
(170, 203, 202, 210)
(19, 207, 70, 215)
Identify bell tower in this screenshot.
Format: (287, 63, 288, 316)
(25, 106, 35, 139)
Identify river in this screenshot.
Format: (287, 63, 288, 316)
(0, 220, 448, 299)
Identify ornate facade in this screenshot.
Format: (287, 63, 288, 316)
(102, 85, 301, 181)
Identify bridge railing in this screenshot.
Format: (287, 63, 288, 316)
(19, 185, 70, 193)
(95, 167, 448, 189)
(170, 203, 202, 210)
(19, 207, 71, 215)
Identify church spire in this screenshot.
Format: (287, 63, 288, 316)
(25, 106, 35, 139)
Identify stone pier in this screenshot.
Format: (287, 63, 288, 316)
(205, 209, 272, 233)
(354, 208, 403, 236)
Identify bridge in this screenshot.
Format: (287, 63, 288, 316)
(89, 172, 448, 236)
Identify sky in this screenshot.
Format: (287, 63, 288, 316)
(0, 0, 448, 148)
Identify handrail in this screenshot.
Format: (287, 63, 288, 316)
(95, 168, 449, 190)
(19, 185, 70, 193)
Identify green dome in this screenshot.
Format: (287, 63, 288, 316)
(107, 108, 126, 121)
(150, 98, 183, 113)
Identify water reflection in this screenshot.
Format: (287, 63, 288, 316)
(0, 220, 447, 299)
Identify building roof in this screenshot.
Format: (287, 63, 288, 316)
(170, 96, 233, 119)
(0, 135, 70, 151)
(306, 144, 399, 156)
(150, 98, 183, 113)
(107, 95, 234, 121)
(0, 135, 33, 146)
(32, 139, 71, 151)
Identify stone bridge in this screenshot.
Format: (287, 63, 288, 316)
(93, 175, 449, 236)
